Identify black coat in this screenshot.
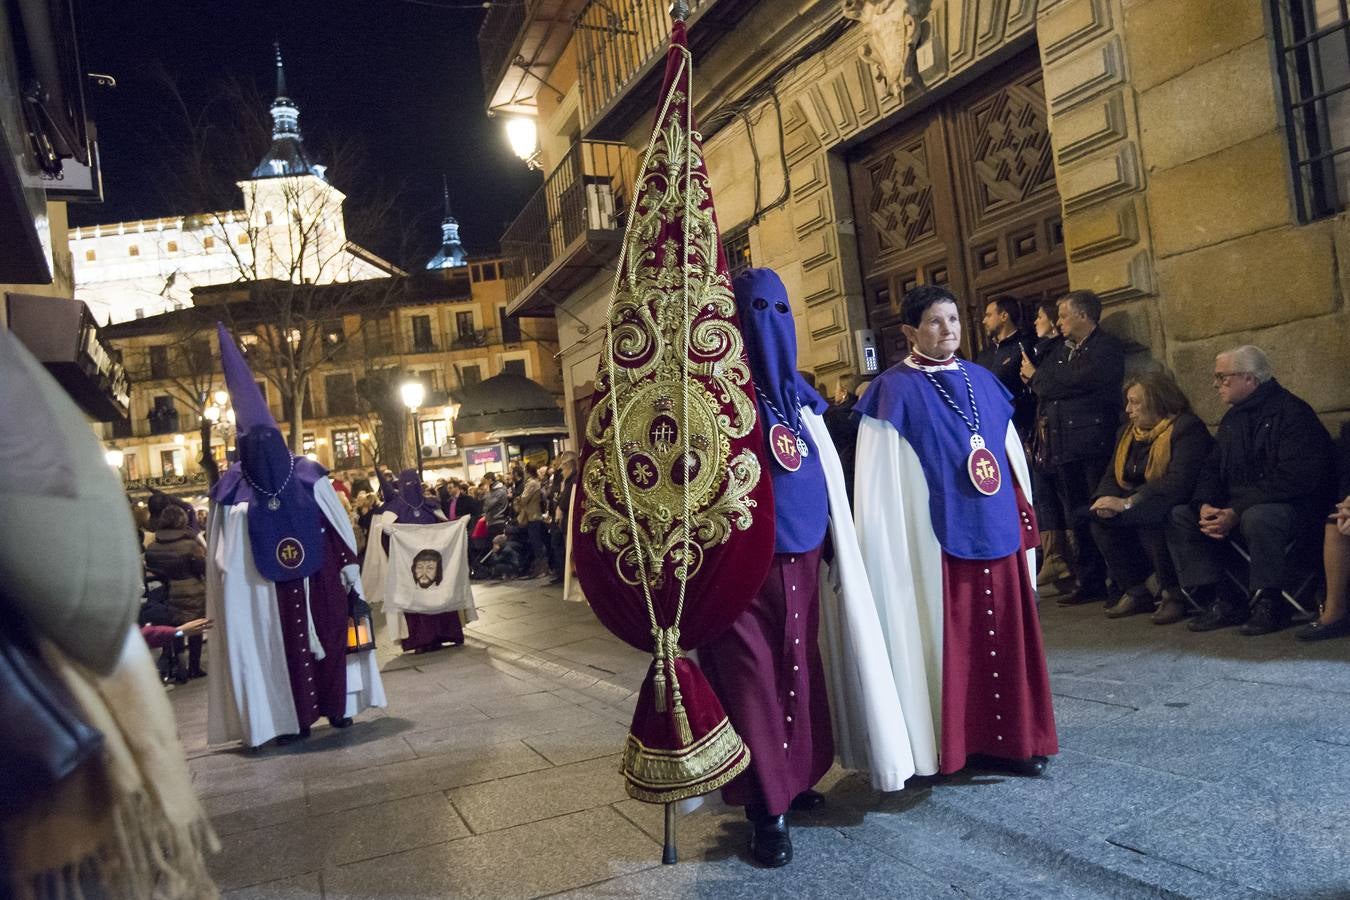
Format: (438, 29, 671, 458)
(1092, 413, 1214, 526)
(1338, 422, 1350, 500)
(975, 329, 1037, 438)
(1191, 379, 1335, 520)
(1030, 327, 1125, 467)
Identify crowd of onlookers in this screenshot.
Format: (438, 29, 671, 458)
(818, 289, 1348, 642)
(941, 289, 1346, 641)
(339, 454, 579, 584)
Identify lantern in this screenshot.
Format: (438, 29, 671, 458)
(346, 612, 376, 653)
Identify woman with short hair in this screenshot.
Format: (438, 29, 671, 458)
(1088, 369, 1215, 623)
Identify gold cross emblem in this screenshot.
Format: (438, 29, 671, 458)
(775, 432, 798, 459)
(975, 457, 997, 483)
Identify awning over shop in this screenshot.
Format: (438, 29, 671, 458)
(6, 293, 130, 422)
(453, 372, 565, 436)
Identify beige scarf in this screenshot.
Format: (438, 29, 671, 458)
(4, 628, 220, 900)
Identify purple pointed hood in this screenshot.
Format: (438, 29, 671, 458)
(211, 322, 326, 582)
(217, 322, 275, 433)
(381, 468, 440, 522)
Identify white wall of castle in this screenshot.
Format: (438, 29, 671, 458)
(71, 174, 389, 325)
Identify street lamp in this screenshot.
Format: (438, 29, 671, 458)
(506, 117, 541, 169)
(104, 448, 124, 469)
(213, 389, 229, 407)
(400, 379, 426, 483)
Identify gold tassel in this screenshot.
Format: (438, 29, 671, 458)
(652, 663, 667, 714)
(672, 690, 693, 745)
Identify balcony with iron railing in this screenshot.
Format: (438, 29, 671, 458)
(500, 140, 634, 315)
(576, 0, 756, 139)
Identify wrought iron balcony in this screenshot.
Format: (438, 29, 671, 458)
(501, 140, 634, 316)
(576, 0, 755, 139)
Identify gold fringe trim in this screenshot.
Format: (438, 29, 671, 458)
(621, 716, 751, 804)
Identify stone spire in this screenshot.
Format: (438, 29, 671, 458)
(250, 43, 325, 181)
(426, 176, 467, 269)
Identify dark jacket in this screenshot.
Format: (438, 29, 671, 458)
(975, 329, 1036, 438)
(482, 483, 512, 529)
(1191, 379, 1335, 520)
(1030, 334, 1062, 367)
(1029, 326, 1125, 467)
(1093, 413, 1214, 526)
(1338, 422, 1350, 500)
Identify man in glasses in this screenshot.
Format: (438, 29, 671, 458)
(1167, 346, 1334, 634)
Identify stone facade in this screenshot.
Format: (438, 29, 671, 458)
(512, 0, 1349, 441)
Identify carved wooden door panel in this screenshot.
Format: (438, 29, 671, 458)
(948, 55, 1067, 350)
(847, 48, 1066, 366)
(847, 109, 969, 368)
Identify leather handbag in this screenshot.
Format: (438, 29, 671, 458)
(0, 618, 105, 815)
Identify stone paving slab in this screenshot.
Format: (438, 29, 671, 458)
(448, 753, 630, 833)
(186, 577, 1350, 899)
(322, 806, 659, 900)
(303, 739, 553, 816)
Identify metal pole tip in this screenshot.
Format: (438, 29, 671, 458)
(670, 0, 690, 22)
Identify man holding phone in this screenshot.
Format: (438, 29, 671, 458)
(1166, 346, 1334, 635)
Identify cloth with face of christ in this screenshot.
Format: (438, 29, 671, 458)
(383, 517, 477, 619)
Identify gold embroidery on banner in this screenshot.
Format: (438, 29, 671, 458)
(580, 87, 761, 592)
(621, 716, 751, 803)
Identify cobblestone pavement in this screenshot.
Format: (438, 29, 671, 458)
(173, 577, 1350, 899)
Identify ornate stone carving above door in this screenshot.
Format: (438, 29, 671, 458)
(842, 0, 933, 99)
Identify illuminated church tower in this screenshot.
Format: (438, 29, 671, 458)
(426, 176, 467, 270)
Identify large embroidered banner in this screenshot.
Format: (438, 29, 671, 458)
(571, 18, 775, 803)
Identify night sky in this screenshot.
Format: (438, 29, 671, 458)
(68, 0, 543, 268)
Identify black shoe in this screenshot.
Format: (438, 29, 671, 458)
(187, 667, 207, 679)
(1058, 584, 1106, 606)
(275, 725, 311, 745)
(747, 812, 792, 867)
(1296, 617, 1350, 642)
(790, 789, 825, 812)
(1238, 592, 1287, 636)
(1006, 755, 1050, 777)
(967, 753, 1049, 777)
(1188, 601, 1245, 632)
(328, 716, 353, 729)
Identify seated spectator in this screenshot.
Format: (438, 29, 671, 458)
(1297, 422, 1350, 641)
(1087, 371, 1214, 622)
(142, 504, 209, 677)
(1167, 346, 1335, 635)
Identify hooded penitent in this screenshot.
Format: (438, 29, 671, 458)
(571, 17, 775, 803)
(733, 269, 830, 553)
(381, 469, 440, 522)
(210, 323, 325, 582)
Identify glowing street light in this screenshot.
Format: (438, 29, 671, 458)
(213, 389, 229, 406)
(104, 448, 125, 469)
(506, 117, 540, 168)
(400, 379, 427, 483)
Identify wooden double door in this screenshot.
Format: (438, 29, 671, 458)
(847, 48, 1068, 367)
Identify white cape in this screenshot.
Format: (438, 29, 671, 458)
(206, 477, 386, 748)
(802, 409, 917, 791)
(853, 415, 1033, 776)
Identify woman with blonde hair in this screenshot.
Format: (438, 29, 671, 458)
(1088, 369, 1215, 623)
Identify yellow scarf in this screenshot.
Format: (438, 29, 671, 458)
(1113, 415, 1176, 488)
